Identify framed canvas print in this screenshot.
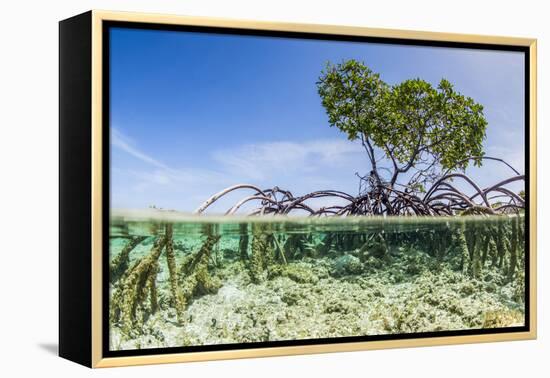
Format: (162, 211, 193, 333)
(59, 10, 537, 368)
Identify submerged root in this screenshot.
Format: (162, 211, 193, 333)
(249, 224, 277, 283)
(272, 236, 288, 265)
(456, 225, 470, 276)
(249, 231, 269, 283)
(359, 233, 388, 260)
(465, 226, 482, 279)
(449, 216, 524, 280)
(507, 216, 519, 281)
(178, 233, 222, 310)
(238, 223, 249, 261)
(110, 236, 147, 283)
(111, 225, 224, 334)
(110, 235, 167, 334)
(165, 224, 185, 324)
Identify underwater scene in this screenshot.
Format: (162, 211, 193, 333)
(108, 212, 526, 351)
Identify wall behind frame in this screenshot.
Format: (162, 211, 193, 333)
(0, 0, 547, 377)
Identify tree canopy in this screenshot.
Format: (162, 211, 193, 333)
(317, 59, 488, 192)
(195, 60, 523, 216)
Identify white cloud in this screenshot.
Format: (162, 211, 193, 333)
(112, 128, 230, 186)
(111, 131, 367, 212)
(111, 128, 170, 171)
(212, 139, 365, 181)
(111, 128, 235, 210)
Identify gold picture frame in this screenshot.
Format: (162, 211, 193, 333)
(59, 9, 537, 368)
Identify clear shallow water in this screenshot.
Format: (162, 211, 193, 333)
(109, 210, 526, 351)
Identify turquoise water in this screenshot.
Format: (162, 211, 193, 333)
(109, 211, 526, 351)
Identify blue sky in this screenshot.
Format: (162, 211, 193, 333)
(110, 27, 525, 213)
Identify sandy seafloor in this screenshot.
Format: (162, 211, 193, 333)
(109, 235, 525, 351)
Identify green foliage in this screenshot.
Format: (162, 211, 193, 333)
(317, 60, 488, 186)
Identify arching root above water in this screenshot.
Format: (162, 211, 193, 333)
(193, 165, 524, 216)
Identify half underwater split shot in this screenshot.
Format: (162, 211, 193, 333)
(109, 212, 526, 351)
(106, 22, 529, 353)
